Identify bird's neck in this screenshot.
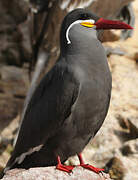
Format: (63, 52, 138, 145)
(60, 37, 109, 73)
(61, 36, 102, 57)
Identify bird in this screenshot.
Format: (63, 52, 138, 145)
(23, 0, 134, 117)
(4, 8, 132, 174)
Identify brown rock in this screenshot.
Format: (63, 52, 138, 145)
(0, 65, 29, 133)
(0, 94, 18, 131)
(1, 0, 28, 24)
(127, 118, 138, 139)
(0, 65, 28, 97)
(2, 167, 112, 180)
(106, 157, 126, 180)
(133, 52, 138, 63)
(117, 114, 138, 140)
(121, 139, 138, 156)
(0, 0, 29, 66)
(116, 114, 129, 130)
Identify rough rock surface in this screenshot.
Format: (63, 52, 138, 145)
(0, 0, 29, 66)
(0, 1, 138, 180)
(1, 167, 112, 180)
(0, 66, 29, 132)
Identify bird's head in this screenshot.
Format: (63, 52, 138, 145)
(60, 8, 133, 53)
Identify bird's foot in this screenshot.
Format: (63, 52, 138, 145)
(56, 164, 74, 173)
(56, 156, 74, 173)
(80, 164, 104, 173)
(78, 153, 104, 173)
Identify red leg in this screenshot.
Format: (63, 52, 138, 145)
(56, 156, 74, 173)
(78, 153, 104, 173)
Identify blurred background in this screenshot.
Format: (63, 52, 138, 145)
(0, 0, 138, 179)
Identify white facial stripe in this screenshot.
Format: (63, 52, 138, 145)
(66, 19, 95, 44)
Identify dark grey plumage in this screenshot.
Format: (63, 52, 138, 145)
(4, 9, 112, 172)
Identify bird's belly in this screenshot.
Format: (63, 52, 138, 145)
(48, 82, 110, 161)
(43, 74, 111, 163)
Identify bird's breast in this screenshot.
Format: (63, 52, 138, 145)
(67, 57, 111, 135)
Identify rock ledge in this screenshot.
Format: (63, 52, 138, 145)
(2, 166, 112, 180)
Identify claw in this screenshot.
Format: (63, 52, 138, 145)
(56, 164, 74, 173)
(56, 156, 74, 173)
(78, 153, 104, 174)
(80, 164, 104, 173)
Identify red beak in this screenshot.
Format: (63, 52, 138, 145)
(95, 18, 133, 30)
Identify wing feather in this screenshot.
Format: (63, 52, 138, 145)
(6, 62, 79, 168)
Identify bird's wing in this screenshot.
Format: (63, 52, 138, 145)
(7, 62, 80, 168)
